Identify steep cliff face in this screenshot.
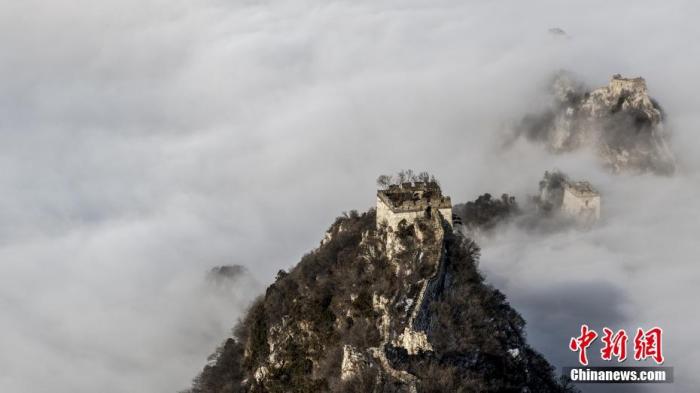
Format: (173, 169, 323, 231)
(518, 73, 676, 175)
(190, 210, 575, 393)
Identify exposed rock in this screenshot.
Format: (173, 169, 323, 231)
(392, 327, 432, 355)
(253, 366, 268, 383)
(517, 73, 676, 175)
(340, 345, 369, 381)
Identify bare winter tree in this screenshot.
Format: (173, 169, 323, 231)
(376, 170, 440, 188)
(376, 175, 393, 189)
(417, 172, 431, 183)
(397, 170, 408, 184)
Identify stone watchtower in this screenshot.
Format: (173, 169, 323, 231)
(539, 171, 601, 222)
(560, 181, 601, 221)
(376, 181, 452, 230)
(609, 74, 648, 95)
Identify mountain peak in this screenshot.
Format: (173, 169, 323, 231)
(189, 186, 576, 392)
(517, 73, 676, 175)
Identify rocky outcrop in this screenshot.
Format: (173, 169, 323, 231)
(189, 209, 576, 393)
(517, 73, 676, 175)
(340, 345, 369, 381)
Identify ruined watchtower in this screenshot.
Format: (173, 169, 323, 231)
(560, 181, 600, 220)
(609, 74, 647, 95)
(376, 182, 452, 230)
(539, 171, 600, 222)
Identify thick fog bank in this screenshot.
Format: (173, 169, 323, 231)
(1, 0, 698, 391)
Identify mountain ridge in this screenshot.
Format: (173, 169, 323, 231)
(188, 205, 576, 392)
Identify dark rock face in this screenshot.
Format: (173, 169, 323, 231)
(189, 210, 576, 393)
(517, 72, 676, 175)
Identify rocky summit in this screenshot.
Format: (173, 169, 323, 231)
(518, 73, 676, 175)
(188, 183, 576, 393)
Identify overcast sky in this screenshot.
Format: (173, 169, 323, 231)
(1, 1, 698, 392)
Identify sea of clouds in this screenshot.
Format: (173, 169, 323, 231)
(1, 0, 698, 391)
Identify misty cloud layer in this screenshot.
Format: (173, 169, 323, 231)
(1, 0, 699, 392)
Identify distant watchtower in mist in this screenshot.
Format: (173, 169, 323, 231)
(539, 171, 601, 222)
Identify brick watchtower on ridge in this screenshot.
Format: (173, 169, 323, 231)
(376, 181, 452, 230)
